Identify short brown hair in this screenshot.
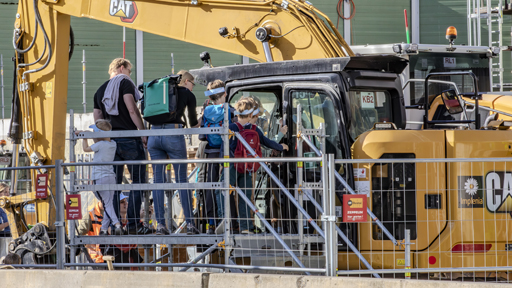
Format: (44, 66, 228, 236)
(234, 98, 254, 119)
(206, 80, 226, 102)
(177, 70, 194, 86)
(108, 58, 132, 75)
(242, 95, 264, 116)
(95, 119, 112, 131)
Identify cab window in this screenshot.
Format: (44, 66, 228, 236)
(348, 90, 392, 139)
(291, 90, 341, 158)
(230, 91, 280, 136)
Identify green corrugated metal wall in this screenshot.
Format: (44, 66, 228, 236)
(68, 20, 136, 113)
(420, 1, 468, 44)
(142, 33, 242, 103)
(350, 0, 410, 45)
(0, 1, 19, 120)
(2, 0, 511, 117)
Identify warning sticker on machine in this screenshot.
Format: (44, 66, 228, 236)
(355, 181, 370, 197)
(343, 194, 367, 222)
(360, 92, 375, 109)
(353, 168, 367, 179)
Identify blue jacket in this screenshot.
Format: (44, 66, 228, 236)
(0, 208, 10, 234)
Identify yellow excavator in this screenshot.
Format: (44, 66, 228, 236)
(3, 0, 512, 276)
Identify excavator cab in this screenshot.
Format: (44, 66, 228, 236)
(191, 55, 408, 243)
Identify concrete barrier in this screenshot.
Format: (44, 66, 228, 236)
(208, 273, 506, 288)
(0, 270, 506, 288)
(0, 270, 206, 288)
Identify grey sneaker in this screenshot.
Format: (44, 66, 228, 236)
(114, 226, 125, 236)
(156, 226, 170, 235)
(186, 223, 200, 235)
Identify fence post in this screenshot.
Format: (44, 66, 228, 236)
(328, 154, 337, 276)
(296, 104, 304, 253)
(405, 229, 411, 279)
(68, 109, 76, 267)
(55, 159, 66, 270)
(222, 102, 231, 271)
(321, 152, 329, 276)
(82, 50, 87, 113)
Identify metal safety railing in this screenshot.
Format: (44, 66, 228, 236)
(0, 164, 59, 268)
(59, 103, 336, 275)
(2, 103, 512, 283)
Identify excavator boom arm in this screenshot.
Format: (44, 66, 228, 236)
(6, 0, 353, 238)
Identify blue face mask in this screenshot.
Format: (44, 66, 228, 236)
(204, 87, 225, 97)
(89, 124, 104, 132)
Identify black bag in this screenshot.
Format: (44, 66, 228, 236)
(140, 74, 181, 125)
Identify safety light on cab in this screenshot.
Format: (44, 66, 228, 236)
(446, 26, 457, 51)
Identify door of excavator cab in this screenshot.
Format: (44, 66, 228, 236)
(282, 81, 357, 243)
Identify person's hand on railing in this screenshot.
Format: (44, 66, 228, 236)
(281, 143, 289, 151)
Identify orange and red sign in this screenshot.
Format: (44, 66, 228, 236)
(342, 194, 367, 222)
(66, 195, 82, 220)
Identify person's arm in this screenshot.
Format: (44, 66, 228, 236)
(123, 94, 145, 130)
(273, 121, 288, 142)
(257, 128, 286, 151)
(93, 109, 103, 122)
(0, 222, 8, 231)
(93, 90, 104, 121)
(186, 91, 199, 128)
(229, 123, 239, 157)
(75, 131, 93, 152)
(77, 212, 92, 235)
(82, 140, 93, 153)
(123, 93, 148, 147)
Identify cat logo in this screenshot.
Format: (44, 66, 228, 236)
(109, 0, 138, 23)
(485, 172, 512, 213)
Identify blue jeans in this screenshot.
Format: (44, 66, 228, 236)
(148, 124, 193, 226)
(216, 166, 254, 231)
(112, 137, 146, 229)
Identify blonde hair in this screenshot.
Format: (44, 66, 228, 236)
(95, 119, 112, 131)
(234, 98, 254, 119)
(206, 79, 226, 102)
(108, 58, 132, 75)
(177, 70, 194, 86)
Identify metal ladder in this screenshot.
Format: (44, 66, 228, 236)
(468, 0, 508, 91)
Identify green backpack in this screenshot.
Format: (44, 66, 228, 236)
(140, 74, 181, 125)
